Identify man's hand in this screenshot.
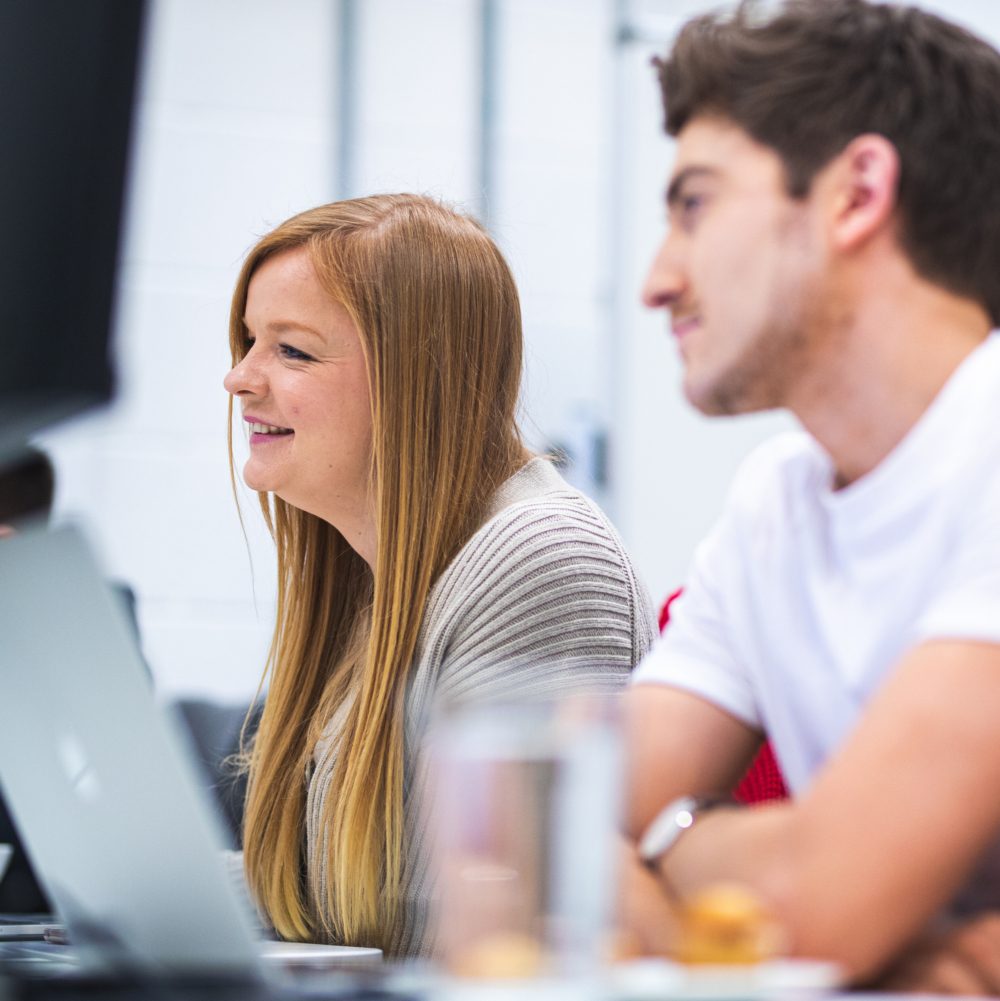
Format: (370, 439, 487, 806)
(875, 914, 1000, 996)
(615, 835, 680, 957)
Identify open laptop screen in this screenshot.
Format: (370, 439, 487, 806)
(0, 525, 261, 976)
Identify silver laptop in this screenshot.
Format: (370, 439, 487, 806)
(0, 524, 380, 980)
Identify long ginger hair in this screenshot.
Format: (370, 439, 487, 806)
(228, 195, 528, 951)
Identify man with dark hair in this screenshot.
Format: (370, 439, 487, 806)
(622, 0, 1000, 991)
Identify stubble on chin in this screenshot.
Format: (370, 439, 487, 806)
(699, 322, 810, 416)
(694, 270, 834, 417)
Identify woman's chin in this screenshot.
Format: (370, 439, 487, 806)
(242, 467, 275, 495)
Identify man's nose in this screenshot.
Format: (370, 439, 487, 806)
(641, 232, 686, 310)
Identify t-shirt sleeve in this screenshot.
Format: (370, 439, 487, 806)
(631, 508, 762, 730)
(914, 466, 1000, 646)
(631, 434, 815, 728)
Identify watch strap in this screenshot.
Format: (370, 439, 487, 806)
(637, 794, 731, 871)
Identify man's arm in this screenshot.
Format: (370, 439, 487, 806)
(619, 683, 760, 955)
(625, 639, 1000, 982)
(623, 683, 761, 838)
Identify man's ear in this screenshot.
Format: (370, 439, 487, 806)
(828, 134, 901, 252)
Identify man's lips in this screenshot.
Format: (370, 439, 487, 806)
(671, 315, 701, 338)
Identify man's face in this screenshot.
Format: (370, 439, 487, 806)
(643, 117, 830, 416)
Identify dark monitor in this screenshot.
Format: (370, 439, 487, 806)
(0, 0, 146, 466)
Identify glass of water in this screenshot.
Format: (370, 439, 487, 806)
(428, 695, 622, 982)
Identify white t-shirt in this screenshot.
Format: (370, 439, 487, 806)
(634, 333, 1000, 798)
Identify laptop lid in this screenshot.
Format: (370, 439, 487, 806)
(0, 524, 262, 978)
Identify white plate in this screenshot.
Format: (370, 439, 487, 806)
(607, 958, 842, 1000)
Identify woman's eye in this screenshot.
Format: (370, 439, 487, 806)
(279, 344, 313, 362)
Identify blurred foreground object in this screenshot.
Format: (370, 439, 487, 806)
(431, 697, 621, 979)
(0, 447, 54, 530)
(675, 882, 785, 965)
(0, 0, 144, 462)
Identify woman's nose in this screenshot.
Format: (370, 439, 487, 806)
(223, 350, 264, 397)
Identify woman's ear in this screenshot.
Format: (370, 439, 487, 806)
(827, 133, 901, 252)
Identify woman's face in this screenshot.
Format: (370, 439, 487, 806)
(224, 247, 374, 535)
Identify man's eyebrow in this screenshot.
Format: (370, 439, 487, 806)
(665, 166, 719, 208)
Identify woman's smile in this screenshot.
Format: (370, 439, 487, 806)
(244, 415, 293, 445)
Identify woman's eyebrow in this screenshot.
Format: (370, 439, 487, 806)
(242, 318, 326, 341)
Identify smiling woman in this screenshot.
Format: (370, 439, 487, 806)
(225, 249, 375, 561)
(223, 195, 655, 957)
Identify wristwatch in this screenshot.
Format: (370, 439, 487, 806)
(638, 794, 731, 871)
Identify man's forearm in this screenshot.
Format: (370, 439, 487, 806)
(628, 642, 1000, 982)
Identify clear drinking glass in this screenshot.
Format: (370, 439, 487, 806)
(428, 695, 622, 983)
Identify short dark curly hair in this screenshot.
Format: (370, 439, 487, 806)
(657, 0, 1000, 326)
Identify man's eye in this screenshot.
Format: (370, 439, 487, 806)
(667, 190, 709, 233)
(678, 193, 706, 228)
(279, 344, 313, 362)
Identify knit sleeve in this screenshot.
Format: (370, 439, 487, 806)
(418, 490, 655, 710)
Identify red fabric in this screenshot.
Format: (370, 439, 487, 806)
(658, 589, 788, 805)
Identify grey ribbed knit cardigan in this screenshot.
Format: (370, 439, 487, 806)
(304, 457, 655, 956)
